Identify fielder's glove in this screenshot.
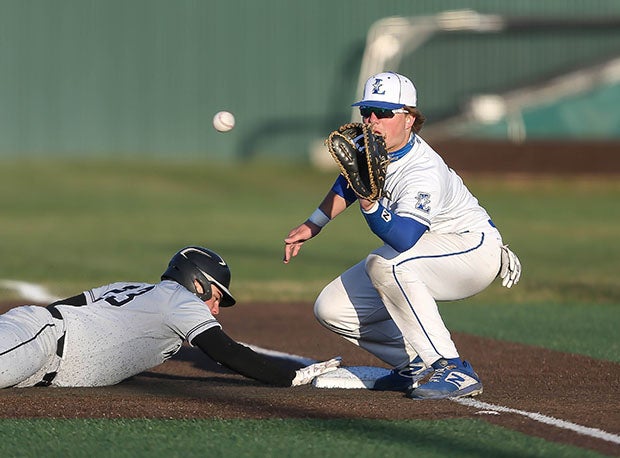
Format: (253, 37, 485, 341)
(326, 123, 389, 202)
(500, 244, 522, 288)
(291, 357, 342, 386)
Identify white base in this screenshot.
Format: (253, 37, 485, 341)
(312, 366, 391, 389)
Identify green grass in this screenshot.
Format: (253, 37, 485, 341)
(0, 159, 616, 360)
(0, 158, 617, 457)
(472, 176, 619, 305)
(0, 418, 606, 458)
(0, 158, 377, 297)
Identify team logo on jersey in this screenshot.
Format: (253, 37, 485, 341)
(371, 78, 385, 95)
(415, 192, 431, 213)
(381, 208, 391, 222)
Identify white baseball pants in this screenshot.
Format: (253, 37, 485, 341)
(0, 305, 64, 388)
(314, 230, 502, 369)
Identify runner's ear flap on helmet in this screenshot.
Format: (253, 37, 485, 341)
(161, 246, 236, 306)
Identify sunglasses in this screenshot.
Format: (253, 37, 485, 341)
(359, 107, 407, 119)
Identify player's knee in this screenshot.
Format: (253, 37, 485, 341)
(313, 282, 340, 326)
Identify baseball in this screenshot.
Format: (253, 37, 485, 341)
(213, 111, 235, 132)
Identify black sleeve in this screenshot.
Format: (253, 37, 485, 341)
(192, 327, 305, 387)
(48, 293, 87, 307)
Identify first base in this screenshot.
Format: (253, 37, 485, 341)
(312, 366, 390, 389)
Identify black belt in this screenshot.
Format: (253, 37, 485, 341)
(35, 305, 67, 387)
(46, 305, 65, 357)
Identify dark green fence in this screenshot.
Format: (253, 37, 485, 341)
(1, 0, 619, 160)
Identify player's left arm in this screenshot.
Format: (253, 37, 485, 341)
(193, 327, 300, 386)
(192, 327, 339, 387)
(360, 200, 428, 252)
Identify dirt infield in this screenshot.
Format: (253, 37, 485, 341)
(0, 301, 618, 456)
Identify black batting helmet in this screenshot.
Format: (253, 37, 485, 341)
(161, 246, 236, 307)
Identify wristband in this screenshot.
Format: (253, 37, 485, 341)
(361, 201, 380, 214)
(307, 208, 331, 228)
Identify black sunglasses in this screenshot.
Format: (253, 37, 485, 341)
(359, 106, 407, 119)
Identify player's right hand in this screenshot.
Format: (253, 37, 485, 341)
(283, 223, 320, 263)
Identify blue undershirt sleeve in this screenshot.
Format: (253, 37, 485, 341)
(331, 174, 357, 204)
(362, 203, 428, 252)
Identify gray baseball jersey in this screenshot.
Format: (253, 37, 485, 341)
(0, 280, 220, 387)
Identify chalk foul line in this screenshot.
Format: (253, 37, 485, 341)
(0, 279, 60, 303)
(454, 397, 620, 445)
(245, 346, 620, 445)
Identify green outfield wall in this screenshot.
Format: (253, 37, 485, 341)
(1, 0, 619, 160)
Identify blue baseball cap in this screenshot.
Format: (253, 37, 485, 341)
(352, 72, 417, 109)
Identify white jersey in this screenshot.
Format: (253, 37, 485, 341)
(52, 280, 220, 387)
(314, 135, 505, 371)
(381, 135, 493, 234)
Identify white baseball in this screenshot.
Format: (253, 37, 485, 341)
(213, 111, 235, 132)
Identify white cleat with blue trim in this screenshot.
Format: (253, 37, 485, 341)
(372, 355, 433, 392)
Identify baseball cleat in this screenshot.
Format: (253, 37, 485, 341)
(371, 355, 432, 391)
(406, 359, 483, 400)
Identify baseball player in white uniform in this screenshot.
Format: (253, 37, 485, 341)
(0, 246, 339, 388)
(284, 72, 521, 399)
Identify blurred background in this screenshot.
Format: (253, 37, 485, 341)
(0, 0, 617, 360)
(1, 0, 620, 167)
